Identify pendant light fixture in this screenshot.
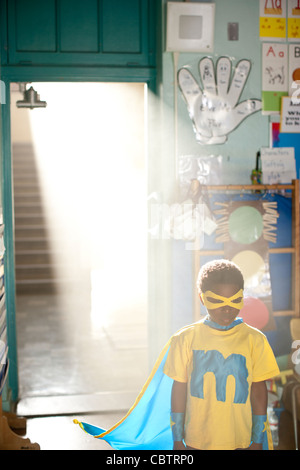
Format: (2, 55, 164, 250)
(16, 84, 47, 109)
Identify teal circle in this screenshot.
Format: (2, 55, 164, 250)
(228, 206, 263, 245)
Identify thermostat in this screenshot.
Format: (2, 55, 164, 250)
(166, 2, 215, 52)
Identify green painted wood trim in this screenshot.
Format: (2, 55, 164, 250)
(6, 0, 155, 68)
(1, 65, 156, 84)
(1, 81, 19, 402)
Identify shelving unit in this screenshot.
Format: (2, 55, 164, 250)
(0, 218, 39, 450)
(194, 180, 300, 320)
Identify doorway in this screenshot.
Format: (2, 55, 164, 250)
(10, 82, 148, 414)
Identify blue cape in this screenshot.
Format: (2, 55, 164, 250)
(74, 341, 174, 450)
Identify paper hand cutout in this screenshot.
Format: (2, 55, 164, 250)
(178, 56, 262, 144)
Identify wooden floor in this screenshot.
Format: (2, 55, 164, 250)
(24, 411, 125, 450)
(12, 292, 149, 450)
(18, 408, 299, 451)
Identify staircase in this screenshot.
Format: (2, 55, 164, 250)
(13, 143, 59, 295)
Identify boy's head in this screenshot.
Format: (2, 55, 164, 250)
(197, 259, 244, 326)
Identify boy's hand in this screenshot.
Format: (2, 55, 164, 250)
(173, 440, 186, 450)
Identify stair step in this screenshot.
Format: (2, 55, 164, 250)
(16, 265, 57, 280)
(13, 182, 40, 190)
(15, 279, 77, 295)
(14, 197, 43, 206)
(15, 239, 51, 251)
(14, 199, 42, 208)
(16, 278, 76, 285)
(14, 207, 44, 217)
(12, 143, 80, 295)
(15, 264, 77, 281)
(15, 226, 48, 238)
(13, 164, 39, 173)
(13, 186, 41, 195)
(15, 251, 70, 263)
(16, 255, 53, 265)
(13, 173, 40, 181)
(14, 204, 58, 218)
(14, 215, 47, 226)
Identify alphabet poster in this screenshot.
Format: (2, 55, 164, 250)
(289, 44, 300, 96)
(262, 42, 288, 113)
(260, 0, 287, 41)
(288, 0, 300, 41)
(260, 0, 300, 41)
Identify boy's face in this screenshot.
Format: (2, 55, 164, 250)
(200, 283, 243, 327)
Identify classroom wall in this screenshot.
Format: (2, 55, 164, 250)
(162, 0, 268, 185)
(159, 0, 291, 341)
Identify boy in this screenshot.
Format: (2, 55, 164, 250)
(164, 259, 280, 450)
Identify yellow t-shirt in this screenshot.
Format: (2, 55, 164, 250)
(163, 320, 279, 450)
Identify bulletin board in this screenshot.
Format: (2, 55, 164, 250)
(194, 180, 300, 329)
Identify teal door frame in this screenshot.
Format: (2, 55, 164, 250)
(1, 65, 157, 404)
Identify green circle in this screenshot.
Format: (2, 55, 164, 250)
(228, 206, 263, 245)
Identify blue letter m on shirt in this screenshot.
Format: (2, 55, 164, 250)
(190, 350, 249, 403)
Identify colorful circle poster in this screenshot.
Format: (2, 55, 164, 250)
(216, 200, 278, 331)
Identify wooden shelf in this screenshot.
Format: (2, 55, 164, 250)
(194, 180, 300, 321)
(0, 396, 40, 450)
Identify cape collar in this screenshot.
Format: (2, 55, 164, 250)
(203, 316, 243, 331)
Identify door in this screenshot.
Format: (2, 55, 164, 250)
(10, 82, 148, 411)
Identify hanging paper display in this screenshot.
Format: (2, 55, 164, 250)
(259, 0, 287, 41)
(262, 43, 288, 114)
(214, 200, 279, 331)
(178, 56, 261, 145)
(178, 155, 223, 190)
(288, 0, 300, 41)
(159, 179, 217, 251)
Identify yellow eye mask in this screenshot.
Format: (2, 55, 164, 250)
(201, 289, 244, 310)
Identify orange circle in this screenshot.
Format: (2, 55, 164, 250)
(292, 68, 300, 81)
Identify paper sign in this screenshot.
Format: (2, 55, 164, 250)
(280, 96, 300, 132)
(262, 43, 288, 113)
(261, 146, 296, 183)
(288, 0, 300, 41)
(260, 0, 287, 41)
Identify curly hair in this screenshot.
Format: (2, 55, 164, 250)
(197, 259, 244, 295)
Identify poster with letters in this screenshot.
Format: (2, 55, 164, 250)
(289, 44, 300, 97)
(260, 0, 287, 41)
(288, 0, 300, 41)
(262, 42, 288, 113)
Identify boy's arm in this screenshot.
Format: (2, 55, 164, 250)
(171, 380, 187, 450)
(249, 380, 268, 450)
